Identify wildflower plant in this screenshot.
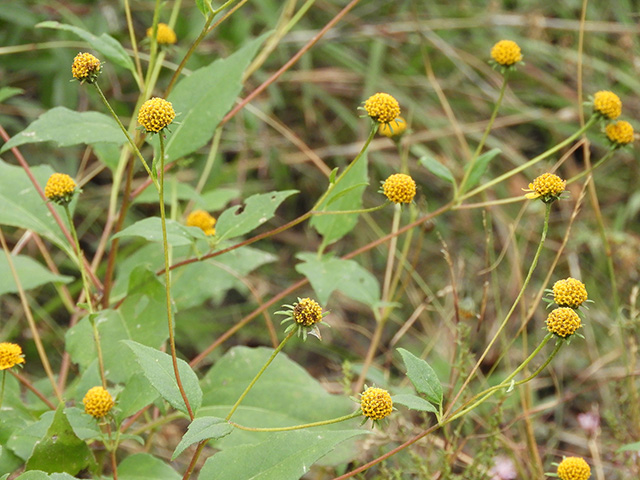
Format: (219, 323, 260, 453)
(0, 3, 637, 479)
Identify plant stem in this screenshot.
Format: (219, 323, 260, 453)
(63, 205, 107, 388)
(446, 202, 552, 416)
(0, 371, 5, 409)
(457, 73, 509, 198)
(158, 134, 194, 421)
(229, 411, 362, 432)
(459, 115, 598, 201)
(225, 330, 296, 421)
(566, 150, 615, 184)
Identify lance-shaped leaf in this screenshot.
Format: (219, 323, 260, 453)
(397, 348, 443, 407)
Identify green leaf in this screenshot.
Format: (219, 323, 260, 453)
(392, 394, 438, 414)
(93, 142, 121, 172)
(215, 190, 298, 242)
(0, 107, 126, 154)
(295, 253, 380, 307)
(118, 453, 181, 480)
(172, 246, 276, 309)
(123, 340, 203, 415)
(15, 473, 79, 480)
(195, 0, 212, 17)
(310, 154, 368, 247)
(25, 405, 95, 474)
(116, 374, 160, 421)
(199, 430, 366, 480)
(0, 87, 23, 104)
(172, 417, 233, 460)
(0, 160, 73, 257)
(112, 217, 208, 246)
(65, 266, 169, 383)
(153, 34, 268, 162)
(464, 148, 501, 191)
(617, 441, 640, 452)
(0, 254, 72, 294)
(36, 21, 136, 75)
(419, 155, 455, 184)
(397, 348, 443, 407)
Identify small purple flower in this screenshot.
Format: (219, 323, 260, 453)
(489, 455, 517, 480)
(577, 410, 600, 435)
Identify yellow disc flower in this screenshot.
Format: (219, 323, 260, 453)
(363, 93, 400, 125)
(138, 97, 176, 134)
(523, 172, 566, 203)
(45, 173, 77, 206)
(147, 23, 177, 45)
(0, 342, 25, 370)
(186, 210, 216, 236)
(593, 91, 622, 120)
(382, 173, 416, 204)
(71, 52, 102, 83)
(605, 120, 634, 147)
(293, 298, 324, 327)
(83, 386, 114, 418)
(379, 117, 407, 138)
(490, 40, 522, 67)
(557, 456, 591, 480)
(360, 387, 393, 421)
(546, 308, 582, 338)
(552, 278, 588, 308)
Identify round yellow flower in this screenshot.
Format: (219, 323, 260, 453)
(379, 117, 407, 138)
(364, 93, 400, 125)
(360, 387, 393, 421)
(552, 278, 588, 308)
(186, 210, 216, 236)
(138, 97, 176, 133)
(557, 456, 591, 480)
(490, 40, 522, 67)
(147, 23, 177, 45)
(71, 52, 101, 83)
(605, 120, 634, 147)
(523, 172, 566, 203)
(83, 386, 114, 418)
(293, 298, 323, 327)
(382, 173, 416, 204)
(0, 342, 25, 370)
(593, 91, 622, 119)
(546, 307, 582, 338)
(45, 173, 76, 206)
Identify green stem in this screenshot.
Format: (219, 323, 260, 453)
(158, 134, 194, 421)
(92, 83, 158, 189)
(446, 202, 552, 416)
(230, 411, 362, 432)
(445, 334, 560, 424)
(311, 203, 388, 215)
(0, 371, 5, 409)
(225, 330, 296, 421)
(64, 205, 107, 388)
(566, 150, 615, 184)
(460, 115, 599, 201)
(457, 73, 509, 198)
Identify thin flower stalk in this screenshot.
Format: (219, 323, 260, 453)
(157, 134, 194, 421)
(457, 73, 509, 197)
(566, 150, 615, 184)
(229, 411, 362, 432)
(446, 202, 552, 416)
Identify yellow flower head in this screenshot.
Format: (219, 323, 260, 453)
(0, 342, 25, 370)
(605, 120, 634, 147)
(71, 52, 101, 83)
(593, 91, 622, 120)
(523, 172, 566, 203)
(382, 173, 416, 204)
(546, 307, 582, 338)
(490, 40, 523, 67)
(147, 23, 177, 45)
(363, 93, 401, 125)
(378, 117, 407, 138)
(360, 387, 393, 421)
(557, 456, 591, 480)
(83, 386, 114, 418)
(138, 97, 176, 134)
(186, 210, 216, 236)
(293, 298, 324, 327)
(552, 277, 588, 308)
(45, 173, 77, 206)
